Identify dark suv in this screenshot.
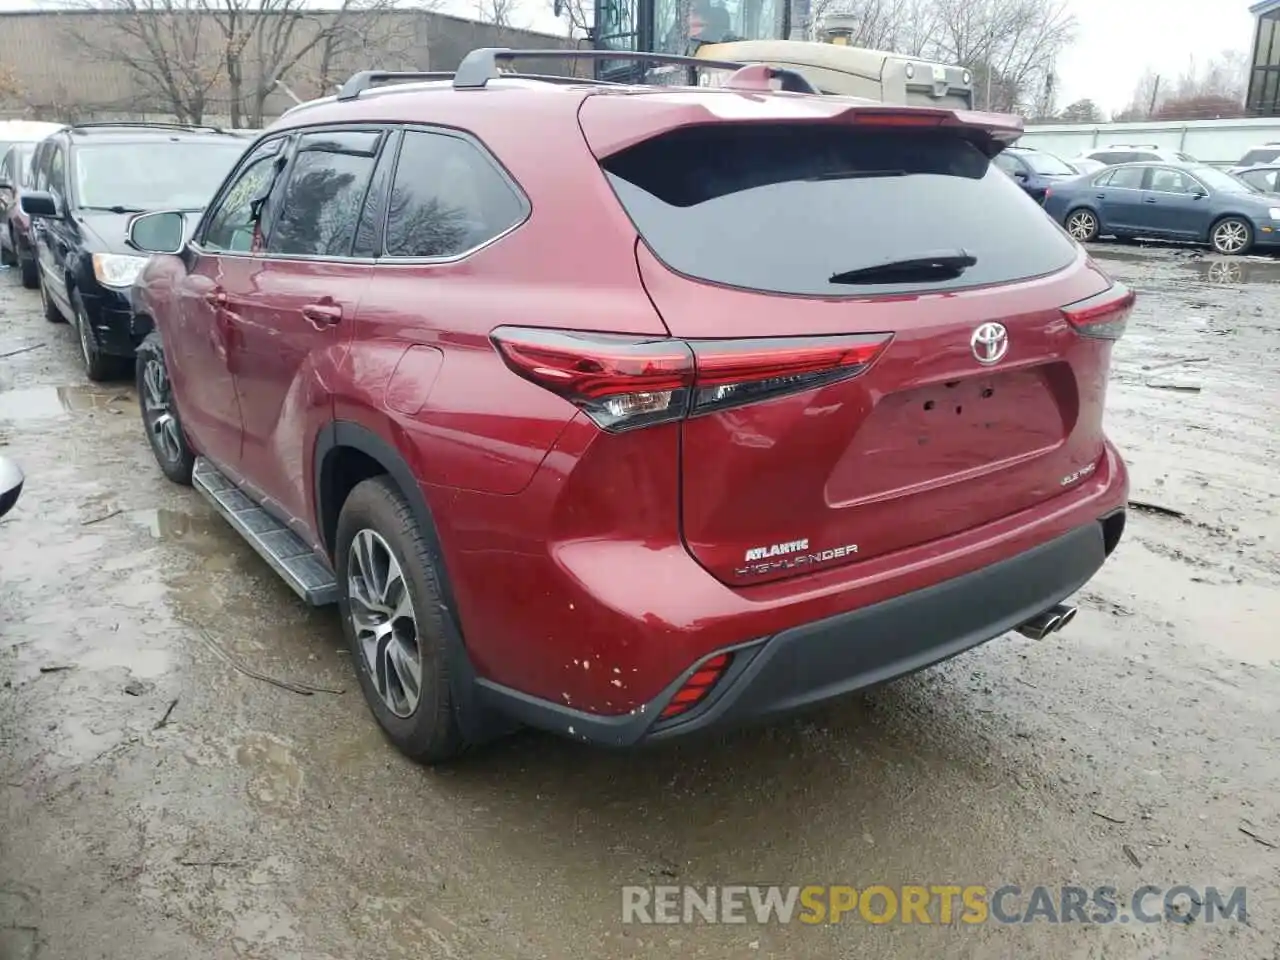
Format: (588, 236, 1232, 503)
(20, 123, 247, 380)
(126, 49, 1131, 763)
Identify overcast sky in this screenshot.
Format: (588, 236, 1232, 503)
(0, 0, 1262, 117)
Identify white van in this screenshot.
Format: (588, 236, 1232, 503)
(0, 120, 67, 159)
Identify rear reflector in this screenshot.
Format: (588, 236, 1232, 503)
(1062, 283, 1135, 341)
(492, 328, 891, 432)
(659, 653, 732, 720)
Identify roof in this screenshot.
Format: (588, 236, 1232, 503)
(60, 123, 243, 145)
(1250, 0, 1280, 16)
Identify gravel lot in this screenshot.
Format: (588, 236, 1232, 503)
(0, 243, 1277, 960)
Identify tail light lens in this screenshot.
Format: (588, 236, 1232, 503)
(492, 328, 891, 432)
(659, 653, 732, 720)
(1062, 283, 1135, 341)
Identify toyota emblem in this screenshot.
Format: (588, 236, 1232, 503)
(970, 322, 1009, 365)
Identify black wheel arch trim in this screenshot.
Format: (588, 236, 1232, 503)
(313, 420, 510, 744)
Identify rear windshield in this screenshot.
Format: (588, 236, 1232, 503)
(1023, 151, 1077, 175)
(601, 125, 1077, 297)
(1240, 148, 1280, 166)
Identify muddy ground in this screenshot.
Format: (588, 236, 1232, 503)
(0, 244, 1277, 960)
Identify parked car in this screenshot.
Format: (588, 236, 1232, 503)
(0, 455, 23, 519)
(0, 142, 43, 288)
(993, 145, 1081, 202)
(1044, 161, 1280, 255)
(126, 48, 1131, 763)
(20, 122, 248, 380)
(1072, 145, 1198, 170)
(0, 120, 65, 168)
(1233, 163, 1280, 195)
(1228, 143, 1280, 174)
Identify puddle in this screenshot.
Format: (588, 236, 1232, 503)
(1186, 258, 1280, 285)
(127, 507, 233, 550)
(0, 384, 137, 422)
(235, 733, 305, 813)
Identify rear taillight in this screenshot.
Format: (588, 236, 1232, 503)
(491, 328, 891, 432)
(659, 653, 732, 720)
(1062, 283, 1135, 341)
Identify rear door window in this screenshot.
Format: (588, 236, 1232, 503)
(267, 130, 383, 258)
(600, 125, 1078, 298)
(381, 129, 527, 259)
(1106, 166, 1147, 190)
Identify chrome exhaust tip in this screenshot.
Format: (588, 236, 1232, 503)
(1016, 603, 1077, 640)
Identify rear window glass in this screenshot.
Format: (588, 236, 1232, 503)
(1240, 149, 1280, 166)
(601, 125, 1077, 297)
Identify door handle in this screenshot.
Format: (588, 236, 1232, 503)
(1095, 194, 1106, 200)
(1143, 198, 1158, 204)
(204, 288, 227, 307)
(301, 302, 343, 326)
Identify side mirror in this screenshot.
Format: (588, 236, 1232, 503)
(1191, 189, 1207, 199)
(20, 190, 58, 218)
(0, 456, 24, 520)
(127, 210, 186, 255)
(1014, 170, 1029, 181)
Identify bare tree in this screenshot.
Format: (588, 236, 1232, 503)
(65, 0, 224, 123)
(474, 0, 522, 28)
(1116, 52, 1247, 122)
(812, 0, 1074, 113)
(65, 0, 426, 129)
(549, 0, 592, 38)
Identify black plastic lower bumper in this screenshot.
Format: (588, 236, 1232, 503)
(476, 516, 1117, 747)
(81, 289, 151, 358)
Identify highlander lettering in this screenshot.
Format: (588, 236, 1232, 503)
(736, 543, 859, 577)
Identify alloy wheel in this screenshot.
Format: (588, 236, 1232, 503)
(347, 529, 422, 719)
(140, 355, 183, 464)
(1067, 212, 1096, 242)
(1213, 221, 1248, 255)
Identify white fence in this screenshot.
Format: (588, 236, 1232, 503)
(1016, 117, 1280, 166)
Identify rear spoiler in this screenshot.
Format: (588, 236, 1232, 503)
(580, 95, 1025, 159)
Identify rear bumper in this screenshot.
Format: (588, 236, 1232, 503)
(477, 507, 1125, 747)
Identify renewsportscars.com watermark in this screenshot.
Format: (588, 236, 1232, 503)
(622, 885, 1247, 926)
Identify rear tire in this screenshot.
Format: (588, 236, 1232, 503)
(1065, 208, 1100, 243)
(72, 288, 127, 382)
(18, 250, 37, 289)
(136, 332, 194, 485)
(1210, 217, 1253, 256)
(336, 477, 468, 764)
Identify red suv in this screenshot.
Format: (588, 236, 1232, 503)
(127, 49, 1130, 762)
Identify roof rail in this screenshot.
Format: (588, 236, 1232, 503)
(69, 120, 228, 135)
(336, 70, 457, 101)
(455, 47, 819, 93)
(453, 48, 745, 90)
(334, 49, 821, 102)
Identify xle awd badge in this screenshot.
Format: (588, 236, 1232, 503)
(971, 322, 1009, 365)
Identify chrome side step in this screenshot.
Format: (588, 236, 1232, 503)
(192, 457, 339, 606)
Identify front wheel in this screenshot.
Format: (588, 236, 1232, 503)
(72, 289, 127, 382)
(39, 272, 65, 324)
(1065, 208, 1100, 243)
(1211, 218, 1253, 256)
(336, 477, 467, 764)
(136, 332, 194, 485)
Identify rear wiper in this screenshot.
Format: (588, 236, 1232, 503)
(80, 205, 146, 214)
(829, 249, 977, 285)
(806, 169, 907, 181)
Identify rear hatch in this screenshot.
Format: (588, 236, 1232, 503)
(578, 91, 1125, 586)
